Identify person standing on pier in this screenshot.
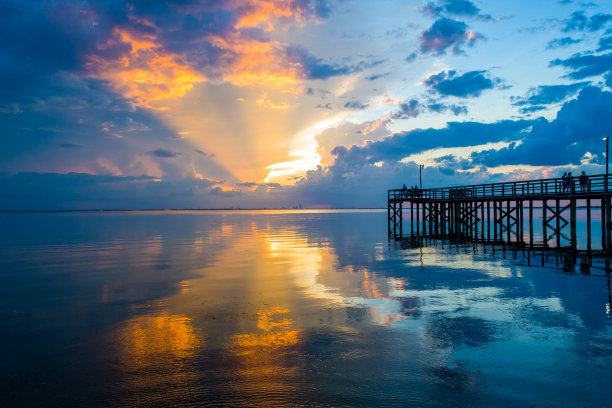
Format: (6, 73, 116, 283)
(402, 184, 408, 198)
(567, 172, 573, 192)
(579, 171, 588, 192)
(561, 172, 568, 192)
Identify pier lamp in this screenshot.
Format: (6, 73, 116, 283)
(605, 137, 609, 194)
(419, 164, 424, 190)
(605, 137, 609, 177)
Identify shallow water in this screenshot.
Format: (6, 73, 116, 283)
(1, 210, 611, 407)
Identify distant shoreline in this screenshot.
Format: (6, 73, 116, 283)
(0, 208, 388, 213)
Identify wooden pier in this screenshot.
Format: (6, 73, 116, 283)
(388, 173, 612, 254)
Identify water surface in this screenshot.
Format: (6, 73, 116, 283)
(1, 210, 611, 407)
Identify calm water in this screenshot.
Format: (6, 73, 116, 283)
(1, 210, 611, 407)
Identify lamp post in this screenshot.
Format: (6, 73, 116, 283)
(606, 137, 609, 181)
(605, 137, 609, 194)
(419, 164, 424, 190)
(605, 137, 611, 252)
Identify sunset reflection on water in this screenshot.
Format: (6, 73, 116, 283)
(1, 210, 611, 407)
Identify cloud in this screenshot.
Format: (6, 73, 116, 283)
(563, 11, 612, 32)
(209, 186, 240, 196)
(256, 91, 294, 109)
(472, 86, 612, 167)
(392, 99, 420, 119)
(424, 70, 496, 98)
(405, 52, 418, 63)
(546, 37, 582, 49)
(420, 18, 483, 55)
(0, 171, 215, 210)
(344, 100, 368, 109)
(87, 28, 205, 109)
(365, 72, 390, 81)
(420, 0, 492, 20)
(511, 82, 589, 107)
(598, 36, 612, 51)
(289, 87, 612, 208)
(517, 105, 548, 114)
(148, 149, 182, 158)
(550, 53, 612, 80)
(426, 102, 468, 115)
(285, 45, 352, 80)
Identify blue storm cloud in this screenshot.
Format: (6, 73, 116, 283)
(472, 87, 612, 167)
(424, 70, 496, 98)
(598, 36, 612, 52)
(511, 82, 589, 108)
(287, 87, 612, 207)
(421, 0, 492, 20)
(550, 53, 612, 80)
(420, 18, 483, 55)
(563, 11, 612, 32)
(546, 37, 582, 49)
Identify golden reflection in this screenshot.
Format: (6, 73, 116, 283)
(111, 311, 202, 402)
(115, 312, 200, 364)
(229, 305, 300, 393)
(361, 271, 385, 299)
(260, 229, 407, 326)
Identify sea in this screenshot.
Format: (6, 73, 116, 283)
(1, 210, 611, 407)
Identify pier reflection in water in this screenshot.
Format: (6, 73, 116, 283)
(0, 210, 611, 407)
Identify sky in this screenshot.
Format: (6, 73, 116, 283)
(1, 0, 612, 209)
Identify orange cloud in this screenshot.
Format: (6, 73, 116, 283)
(256, 91, 294, 109)
(87, 28, 204, 109)
(209, 33, 302, 86)
(231, 0, 310, 30)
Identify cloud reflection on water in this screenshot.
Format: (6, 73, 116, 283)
(1, 211, 611, 407)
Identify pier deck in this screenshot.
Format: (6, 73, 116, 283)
(388, 173, 612, 253)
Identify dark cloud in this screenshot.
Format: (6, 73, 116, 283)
(563, 11, 612, 32)
(344, 101, 368, 109)
(332, 120, 531, 166)
(285, 45, 352, 80)
(365, 72, 390, 81)
(472, 87, 612, 167)
(420, 0, 492, 20)
(550, 53, 612, 80)
(598, 36, 612, 51)
(291, 87, 612, 208)
(0, 171, 218, 210)
(424, 70, 496, 98)
(148, 149, 182, 158)
(511, 82, 589, 107)
(546, 37, 582, 49)
(420, 18, 483, 55)
(427, 102, 468, 115)
(405, 52, 418, 63)
(517, 105, 548, 114)
(209, 186, 240, 197)
(392, 99, 420, 119)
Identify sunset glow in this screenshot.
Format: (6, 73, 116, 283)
(2, 0, 612, 209)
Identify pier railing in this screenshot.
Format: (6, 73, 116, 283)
(389, 173, 610, 201)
